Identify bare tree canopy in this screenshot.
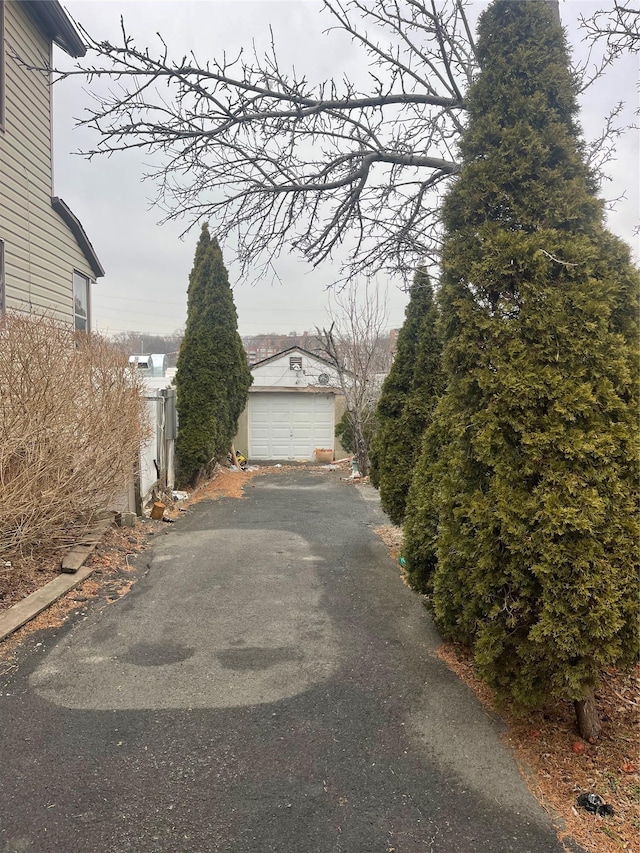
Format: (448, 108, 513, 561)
(24, 0, 636, 280)
(580, 3, 640, 59)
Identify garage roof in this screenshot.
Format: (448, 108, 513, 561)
(250, 346, 336, 371)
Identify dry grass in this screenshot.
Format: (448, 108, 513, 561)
(374, 524, 640, 853)
(0, 312, 149, 560)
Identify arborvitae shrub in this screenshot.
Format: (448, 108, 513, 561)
(176, 225, 252, 485)
(370, 269, 443, 525)
(406, 0, 639, 736)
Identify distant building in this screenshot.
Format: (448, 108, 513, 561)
(242, 331, 320, 364)
(388, 328, 399, 357)
(242, 329, 399, 365)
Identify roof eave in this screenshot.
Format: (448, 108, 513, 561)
(52, 197, 105, 278)
(22, 0, 86, 58)
(251, 345, 336, 371)
(249, 386, 339, 394)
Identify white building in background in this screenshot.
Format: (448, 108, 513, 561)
(234, 347, 347, 462)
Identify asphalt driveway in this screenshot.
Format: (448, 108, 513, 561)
(0, 468, 571, 852)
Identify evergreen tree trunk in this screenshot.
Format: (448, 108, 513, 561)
(353, 419, 368, 477)
(575, 689, 602, 742)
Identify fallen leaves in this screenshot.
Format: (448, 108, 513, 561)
(181, 465, 272, 506)
(374, 525, 403, 560)
(373, 524, 640, 853)
(436, 644, 640, 853)
(0, 522, 150, 657)
(0, 551, 62, 611)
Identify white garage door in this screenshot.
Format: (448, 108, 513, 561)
(249, 393, 335, 460)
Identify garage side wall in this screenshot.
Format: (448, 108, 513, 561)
(234, 406, 249, 458)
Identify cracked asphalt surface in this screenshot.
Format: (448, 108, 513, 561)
(0, 468, 570, 852)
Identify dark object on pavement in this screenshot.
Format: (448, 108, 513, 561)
(576, 793, 615, 817)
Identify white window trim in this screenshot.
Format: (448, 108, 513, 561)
(73, 270, 91, 332)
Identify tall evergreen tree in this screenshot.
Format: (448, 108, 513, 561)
(176, 225, 252, 485)
(370, 269, 443, 525)
(406, 0, 639, 739)
(402, 409, 446, 594)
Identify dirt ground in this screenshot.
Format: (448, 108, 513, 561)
(1, 547, 66, 612)
(1, 471, 637, 853)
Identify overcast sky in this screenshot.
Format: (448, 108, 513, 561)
(52, 1, 639, 340)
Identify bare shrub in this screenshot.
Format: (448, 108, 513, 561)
(0, 312, 149, 558)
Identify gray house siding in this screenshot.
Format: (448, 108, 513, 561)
(0, 0, 101, 324)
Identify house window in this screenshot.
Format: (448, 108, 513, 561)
(289, 356, 302, 371)
(73, 270, 90, 331)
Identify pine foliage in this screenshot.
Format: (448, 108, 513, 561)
(402, 410, 446, 593)
(370, 269, 443, 525)
(176, 225, 252, 485)
(407, 1, 639, 710)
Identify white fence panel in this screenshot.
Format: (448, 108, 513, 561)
(140, 397, 161, 501)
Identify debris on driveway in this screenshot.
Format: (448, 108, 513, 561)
(576, 793, 615, 817)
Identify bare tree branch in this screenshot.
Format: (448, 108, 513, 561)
(315, 280, 391, 475)
(580, 3, 640, 58)
(9, 0, 475, 280)
(9, 0, 635, 281)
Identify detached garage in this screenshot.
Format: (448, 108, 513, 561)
(234, 347, 346, 462)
